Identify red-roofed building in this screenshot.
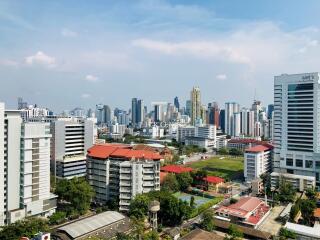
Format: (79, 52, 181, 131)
(215, 197, 270, 228)
(203, 176, 224, 192)
(227, 138, 272, 151)
(244, 144, 273, 182)
(161, 165, 193, 174)
(87, 144, 162, 211)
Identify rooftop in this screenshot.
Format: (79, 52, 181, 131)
(87, 144, 162, 160)
(314, 208, 320, 218)
(161, 165, 193, 174)
(285, 222, 320, 238)
(245, 145, 273, 153)
(57, 211, 126, 239)
(216, 197, 268, 220)
(203, 176, 224, 184)
(180, 228, 224, 240)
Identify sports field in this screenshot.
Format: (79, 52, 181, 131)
(187, 155, 244, 180)
(174, 192, 211, 207)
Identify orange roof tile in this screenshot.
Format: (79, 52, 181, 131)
(87, 144, 162, 160)
(245, 145, 272, 153)
(314, 208, 320, 218)
(161, 165, 193, 174)
(204, 176, 224, 184)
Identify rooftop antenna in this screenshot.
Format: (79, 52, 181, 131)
(254, 88, 257, 102)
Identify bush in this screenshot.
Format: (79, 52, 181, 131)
(49, 211, 67, 225)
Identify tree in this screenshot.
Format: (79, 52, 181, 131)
(143, 231, 160, 240)
(278, 179, 296, 203)
(300, 199, 316, 225)
(200, 210, 215, 231)
(230, 198, 238, 204)
(55, 177, 95, 215)
(306, 187, 317, 200)
(116, 232, 134, 240)
(218, 147, 229, 155)
(49, 211, 67, 225)
(279, 228, 296, 240)
(289, 202, 300, 222)
(260, 173, 271, 196)
(190, 196, 195, 208)
(0, 218, 49, 240)
(176, 172, 193, 191)
(229, 148, 243, 156)
(224, 224, 243, 240)
(162, 173, 180, 192)
(129, 194, 150, 219)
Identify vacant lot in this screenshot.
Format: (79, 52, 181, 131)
(187, 155, 244, 180)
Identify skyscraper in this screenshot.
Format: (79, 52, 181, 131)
(219, 109, 225, 133)
(225, 102, 240, 136)
(186, 100, 192, 117)
(174, 96, 180, 110)
(267, 104, 274, 119)
(208, 102, 220, 127)
(272, 72, 319, 191)
(190, 87, 201, 125)
(131, 98, 144, 127)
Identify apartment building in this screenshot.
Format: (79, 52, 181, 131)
(86, 144, 161, 211)
(51, 118, 94, 179)
(244, 145, 273, 182)
(272, 73, 320, 190)
(0, 103, 56, 226)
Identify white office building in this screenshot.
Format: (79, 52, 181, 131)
(0, 103, 56, 226)
(225, 102, 240, 136)
(272, 72, 320, 190)
(51, 118, 94, 179)
(244, 145, 273, 182)
(177, 126, 195, 143)
(87, 144, 161, 211)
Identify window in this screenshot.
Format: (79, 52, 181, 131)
(305, 160, 313, 168)
(287, 169, 294, 174)
(296, 159, 303, 167)
(286, 158, 293, 166)
(316, 161, 320, 169)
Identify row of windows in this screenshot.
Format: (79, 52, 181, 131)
(288, 83, 314, 91)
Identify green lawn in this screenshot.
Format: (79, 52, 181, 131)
(187, 155, 244, 180)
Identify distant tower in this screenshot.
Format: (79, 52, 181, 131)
(190, 87, 201, 125)
(149, 200, 160, 230)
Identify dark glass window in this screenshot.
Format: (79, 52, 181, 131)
(305, 160, 313, 168)
(296, 159, 303, 167)
(288, 83, 314, 91)
(286, 158, 293, 166)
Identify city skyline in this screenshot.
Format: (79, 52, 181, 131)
(2, 1, 320, 111)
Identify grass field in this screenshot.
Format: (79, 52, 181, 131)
(187, 155, 244, 180)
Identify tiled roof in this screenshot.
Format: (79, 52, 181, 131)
(228, 139, 262, 144)
(314, 208, 320, 218)
(203, 176, 224, 184)
(245, 145, 272, 153)
(180, 228, 224, 240)
(216, 197, 266, 218)
(87, 144, 162, 160)
(161, 165, 193, 174)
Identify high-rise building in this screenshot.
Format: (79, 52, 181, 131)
(240, 108, 255, 136)
(51, 118, 94, 179)
(267, 104, 274, 120)
(232, 112, 241, 137)
(190, 87, 201, 125)
(17, 97, 28, 110)
(154, 104, 162, 122)
(87, 145, 161, 211)
(131, 98, 144, 127)
(208, 102, 220, 127)
(251, 100, 263, 123)
(0, 103, 56, 226)
(272, 73, 320, 191)
(186, 100, 192, 117)
(225, 102, 240, 136)
(219, 109, 225, 133)
(174, 96, 180, 110)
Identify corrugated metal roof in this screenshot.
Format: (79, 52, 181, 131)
(58, 211, 125, 239)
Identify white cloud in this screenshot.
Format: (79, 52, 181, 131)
(81, 93, 91, 99)
(132, 38, 251, 65)
(216, 74, 227, 80)
(0, 59, 18, 67)
(85, 74, 99, 82)
(61, 28, 78, 37)
(25, 51, 56, 68)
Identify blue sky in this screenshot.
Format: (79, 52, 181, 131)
(1, 0, 320, 112)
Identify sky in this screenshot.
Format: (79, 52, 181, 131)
(1, 0, 320, 112)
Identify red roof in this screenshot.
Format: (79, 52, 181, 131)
(160, 172, 168, 183)
(228, 139, 262, 144)
(204, 176, 224, 184)
(245, 145, 272, 153)
(161, 165, 193, 174)
(87, 144, 162, 160)
(216, 197, 267, 219)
